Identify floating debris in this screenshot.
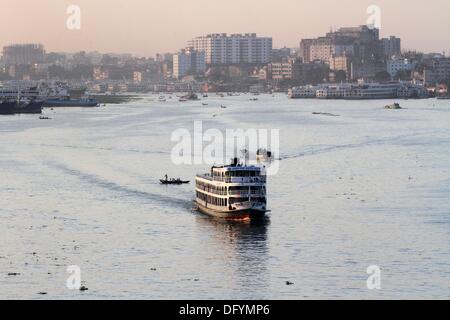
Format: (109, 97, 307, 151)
(312, 112, 340, 117)
(286, 281, 294, 286)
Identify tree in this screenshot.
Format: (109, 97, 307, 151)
(334, 70, 347, 82)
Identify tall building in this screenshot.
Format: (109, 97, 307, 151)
(3, 44, 46, 66)
(424, 57, 450, 84)
(299, 25, 398, 81)
(173, 48, 206, 79)
(381, 36, 401, 58)
(299, 26, 380, 64)
(271, 47, 292, 62)
(188, 33, 272, 65)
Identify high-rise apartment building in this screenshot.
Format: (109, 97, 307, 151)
(188, 33, 272, 65)
(381, 36, 401, 58)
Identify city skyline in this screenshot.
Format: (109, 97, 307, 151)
(2, 0, 450, 56)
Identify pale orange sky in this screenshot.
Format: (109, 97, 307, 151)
(2, 0, 449, 56)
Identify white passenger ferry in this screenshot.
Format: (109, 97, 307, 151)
(195, 158, 268, 220)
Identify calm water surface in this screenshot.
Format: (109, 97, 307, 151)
(1, 94, 450, 299)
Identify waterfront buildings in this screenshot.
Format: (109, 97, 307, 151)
(423, 57, 450, 85)
(387, 58, 415, 78)
(299, 26, 380, 64)
(188, 33, 272, 65)
(173, 48, 206, 79)
(299, 26, 402, 81)
(271, 47, 293, 62)
(381, 36, 402, 58)
(133, 71, 143, 83)
(329, 55, 352, 80)
(2, 44, 46, 66)
(268, 61, 293, 80)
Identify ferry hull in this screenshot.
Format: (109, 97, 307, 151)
(44, 99, 99, 108)
(0, 101, 43, 114)
(196, 202, 267, 220)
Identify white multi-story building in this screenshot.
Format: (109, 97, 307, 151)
(387, 58, 415, 78)
(173, 48, 206, 79)
(188, 33, 272, 65)
(269, 62, 293, 80)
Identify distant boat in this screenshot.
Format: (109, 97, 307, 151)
(256, 149, 274, 163)
(385, 103, 402, 109)
(181, 93, 199, 101)
(221, 105, 227, 109)
(160, 177, 190, 185)
(44, 96, 98, 108)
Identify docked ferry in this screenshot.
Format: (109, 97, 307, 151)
(195, 158, 268, 220)
(0, 99, 43, 115)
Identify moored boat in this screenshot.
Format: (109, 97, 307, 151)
(0, 99, 43, 115)
(44, 97, 99, 108)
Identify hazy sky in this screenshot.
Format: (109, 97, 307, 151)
(2, 0, 449, 56)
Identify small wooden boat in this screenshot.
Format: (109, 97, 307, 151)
(160, 178, 190, 185)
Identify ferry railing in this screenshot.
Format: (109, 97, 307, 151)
(228, 190, 266, 196)
(208, 177, 267, 183)
(195, 187, 228, 196)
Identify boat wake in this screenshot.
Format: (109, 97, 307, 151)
(46, 161, 192, 210)
(280, 129, 444, 161)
